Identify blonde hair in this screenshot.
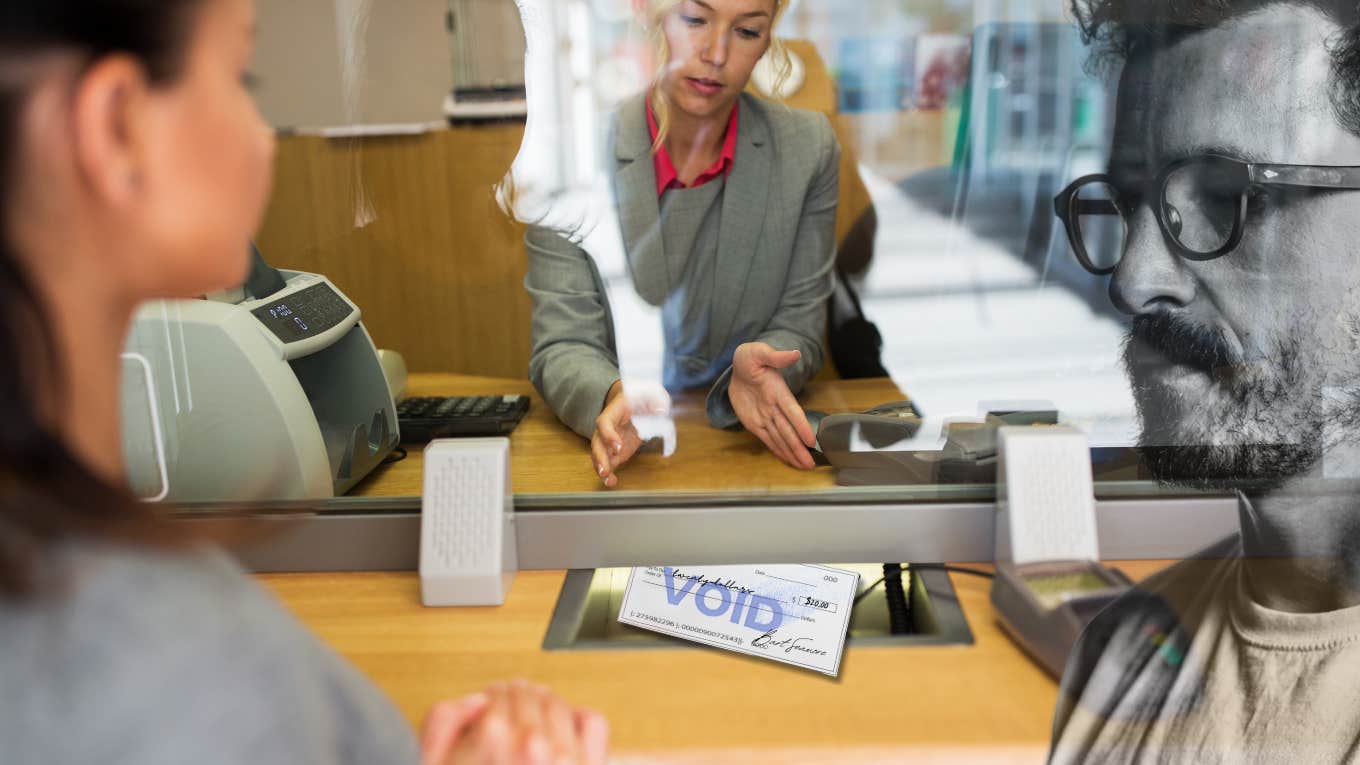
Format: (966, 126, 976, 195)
(647, 0, 791, 153)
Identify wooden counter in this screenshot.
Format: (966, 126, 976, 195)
(263, 373, 1168, 761)
(260, 560, 1169, 762)
(351, 374, 911, 497)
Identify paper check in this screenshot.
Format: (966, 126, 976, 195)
(617, 564, 860, 676)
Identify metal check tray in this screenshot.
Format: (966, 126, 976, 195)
(542, 564, 974, 650)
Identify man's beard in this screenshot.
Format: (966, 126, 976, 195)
(1124, 313, 1324, 490)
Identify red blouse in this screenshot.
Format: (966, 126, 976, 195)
(646, 97, 739, 197)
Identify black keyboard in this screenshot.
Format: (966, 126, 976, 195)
(396, 395, 530, 442)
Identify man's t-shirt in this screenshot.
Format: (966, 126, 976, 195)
(1050, 535, 1360, 763)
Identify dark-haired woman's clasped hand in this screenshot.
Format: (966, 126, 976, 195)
(421, 680, 609, 765)
(728, 342, 817, 470)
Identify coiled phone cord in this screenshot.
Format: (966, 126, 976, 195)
(883, 563, 912, 635)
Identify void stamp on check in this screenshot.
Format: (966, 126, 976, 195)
(617, 564, 860, 676)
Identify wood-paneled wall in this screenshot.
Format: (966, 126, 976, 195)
(255, 123, 531, 377)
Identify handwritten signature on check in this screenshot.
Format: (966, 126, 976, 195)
(751, 629, 828, 656)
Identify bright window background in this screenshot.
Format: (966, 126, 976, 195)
(512, 0, 1137, 444)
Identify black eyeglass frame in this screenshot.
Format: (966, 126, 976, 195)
(1054, 154, 1360, 275)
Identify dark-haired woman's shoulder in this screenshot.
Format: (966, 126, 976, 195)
(0, 540, 419, 765)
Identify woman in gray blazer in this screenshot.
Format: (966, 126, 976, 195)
(526, 0, 839, 486)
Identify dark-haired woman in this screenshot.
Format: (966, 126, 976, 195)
(0, 1, 606, 762)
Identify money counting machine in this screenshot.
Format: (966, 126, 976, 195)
(120, 248, 398, 501)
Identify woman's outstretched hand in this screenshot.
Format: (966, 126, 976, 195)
(728, 342, 817, 470)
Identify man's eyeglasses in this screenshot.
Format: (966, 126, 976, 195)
(1054, 154, 1360, 275)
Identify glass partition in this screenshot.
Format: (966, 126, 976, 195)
(132, 0, 1360, 511)
(86, 1, 1360, 757)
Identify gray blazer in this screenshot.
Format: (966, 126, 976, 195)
(525, 91, 840, 439)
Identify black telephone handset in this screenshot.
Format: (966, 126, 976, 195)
(245, 243, 288, 300)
